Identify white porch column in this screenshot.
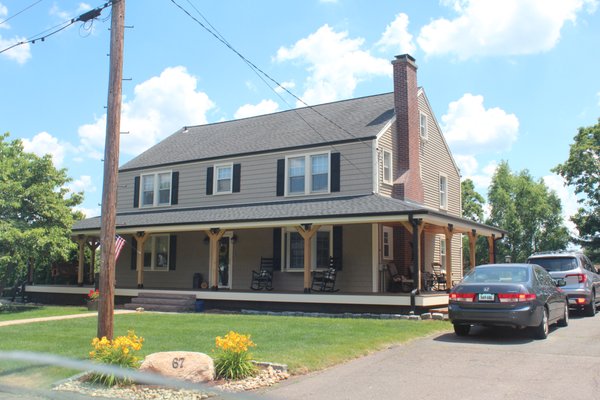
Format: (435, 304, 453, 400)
(205, 228, 225, 290)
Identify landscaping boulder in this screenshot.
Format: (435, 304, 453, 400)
(139, 351, 214, 383)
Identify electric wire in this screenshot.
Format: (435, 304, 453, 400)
(0, 2, 112, 56)
(170, 0, 373, 177)
(0, 0, 44, 26)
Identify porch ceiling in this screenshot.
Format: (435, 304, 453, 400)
(73, 193, 505, 238)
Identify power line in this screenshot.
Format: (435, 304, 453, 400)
(0, 0, 44, 26)
(169, 0, 373, 177)
(0, 2, 112, 56)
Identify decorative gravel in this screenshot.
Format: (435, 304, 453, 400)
(53, 365, 289, 399)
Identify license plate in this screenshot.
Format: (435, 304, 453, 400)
(478, 293, 495, 302)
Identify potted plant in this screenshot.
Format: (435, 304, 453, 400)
(87, 289, 99, 311)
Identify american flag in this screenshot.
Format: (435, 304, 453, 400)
(115, 235, 126, 262)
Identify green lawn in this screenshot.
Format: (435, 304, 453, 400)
(0, 311, 450, 388)
(0, 304, 90, 322)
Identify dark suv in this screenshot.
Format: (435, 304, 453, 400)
(527, 251, 600, 316)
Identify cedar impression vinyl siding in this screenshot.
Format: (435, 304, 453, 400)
(116, 141, 376, 213)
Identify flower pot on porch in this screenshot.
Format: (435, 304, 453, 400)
(87, 301, 98, 311)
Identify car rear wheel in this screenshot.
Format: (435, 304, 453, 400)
(533, 307, 549, 340)
(558, 302, 569, 327)
(453, 324, 470, 336)
(585, 291, 596, 317)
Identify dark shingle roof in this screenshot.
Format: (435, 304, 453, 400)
(120, 93, 395, 171)
(73, 194, 505, 236)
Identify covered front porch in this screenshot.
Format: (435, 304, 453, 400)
(69, 194, 505, 312)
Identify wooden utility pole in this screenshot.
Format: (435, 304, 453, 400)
(98, 0, 126, 340)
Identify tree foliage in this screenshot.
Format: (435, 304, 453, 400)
(487, 161, 570, 263)
(553, 119, 600, 261)
(461, 179, 485, 223)
(0, 133, 84, 286)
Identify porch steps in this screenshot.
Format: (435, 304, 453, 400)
(124, 292, 197, 313)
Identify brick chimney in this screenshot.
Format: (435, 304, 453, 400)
(392, 54, 424, 203)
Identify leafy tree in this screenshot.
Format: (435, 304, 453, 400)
(553, 119, 600, 261)
(461, 179, 489, 267)
(0, 133, 84, 287)
(461, 179, 485, 223)
(487, 161, 570, 263)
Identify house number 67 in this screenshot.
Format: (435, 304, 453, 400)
(172, 357, 185, 369)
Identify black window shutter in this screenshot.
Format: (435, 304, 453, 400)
(333, 225, 343, 270)
(276, 159, 285, 196)
(169, 235, 177, 271)
(232, 163, 241, 193)
(130, 238, 137, 270)
(331, 152, 341, 192)
(206, 167, 214, 195)
(133, 176, 140, 208)
(273, 228, 282, 271)
(171, 171, 179, 205)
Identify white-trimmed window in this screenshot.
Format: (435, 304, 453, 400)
(439, 174, 448, 210)
(420, 112, 428, 139)
(383, 150, 392, 184)
(440, 238, 447, 269)
(215, 164, 233, 194)
(141, 172, 171, 207)
(382, 226, 394, 260)
(284, 227, 332, 270)
(143, 235, 170, 271)
(286, 152, 330, 196)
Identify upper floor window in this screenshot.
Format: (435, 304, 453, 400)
(141, 172, 171, 207)
(215, 164, 232, 194)
(383, 150, 392, 184)
(420, 112, 428, 140)
(286, 152, 330, 196)
(439, 174, 448, 210)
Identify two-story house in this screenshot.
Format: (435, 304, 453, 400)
(59, 55, 505, 311)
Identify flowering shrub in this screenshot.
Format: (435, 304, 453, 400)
(87, 289, 100, 302)
(88, 330, 144, 386)
(214, 331, 257, 380)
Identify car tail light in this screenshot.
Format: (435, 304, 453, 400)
(565, 273, 587, 283)
(449, 292, 475, 302)
(497, 293, 537, 303)
(575, 298, 586, 305)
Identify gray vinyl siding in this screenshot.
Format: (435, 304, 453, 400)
(117, 141, 375, 213)
(429, 233, 464, 282)
(376, 125, 394, 197)
(418, 91, 461, 217)
(116, 232, 209, 289)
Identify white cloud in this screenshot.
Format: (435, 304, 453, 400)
(49, 3, 91, 21)
(417, 0, 598, 59)
(544, 174, 581, 235)
(275, 24, 390, 106)
(234, 99, 280, 119)
(78, 66, 215, 159)
(457, 156, 498, 191)
(67, 175, 96, 194)
(275, 80, 296, 94)
(74, 206, 101, 218)
(376, 13, 416, 55)
(442, 93, 519, 155)
(0, 3, 9, 29)
(21, 131, 72, 167)
(0, 35, 31, 63)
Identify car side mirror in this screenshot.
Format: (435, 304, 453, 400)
(555, 279, 566, 287)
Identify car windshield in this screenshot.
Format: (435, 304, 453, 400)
(530, 257, 578, 272)
(463, 267, 529, 284)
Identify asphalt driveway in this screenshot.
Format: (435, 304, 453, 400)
(263, 312, 600, 399)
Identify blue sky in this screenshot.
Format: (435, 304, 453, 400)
(1, 0, 599, 233)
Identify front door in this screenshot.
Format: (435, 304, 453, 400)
(218, 235, 233, 289)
